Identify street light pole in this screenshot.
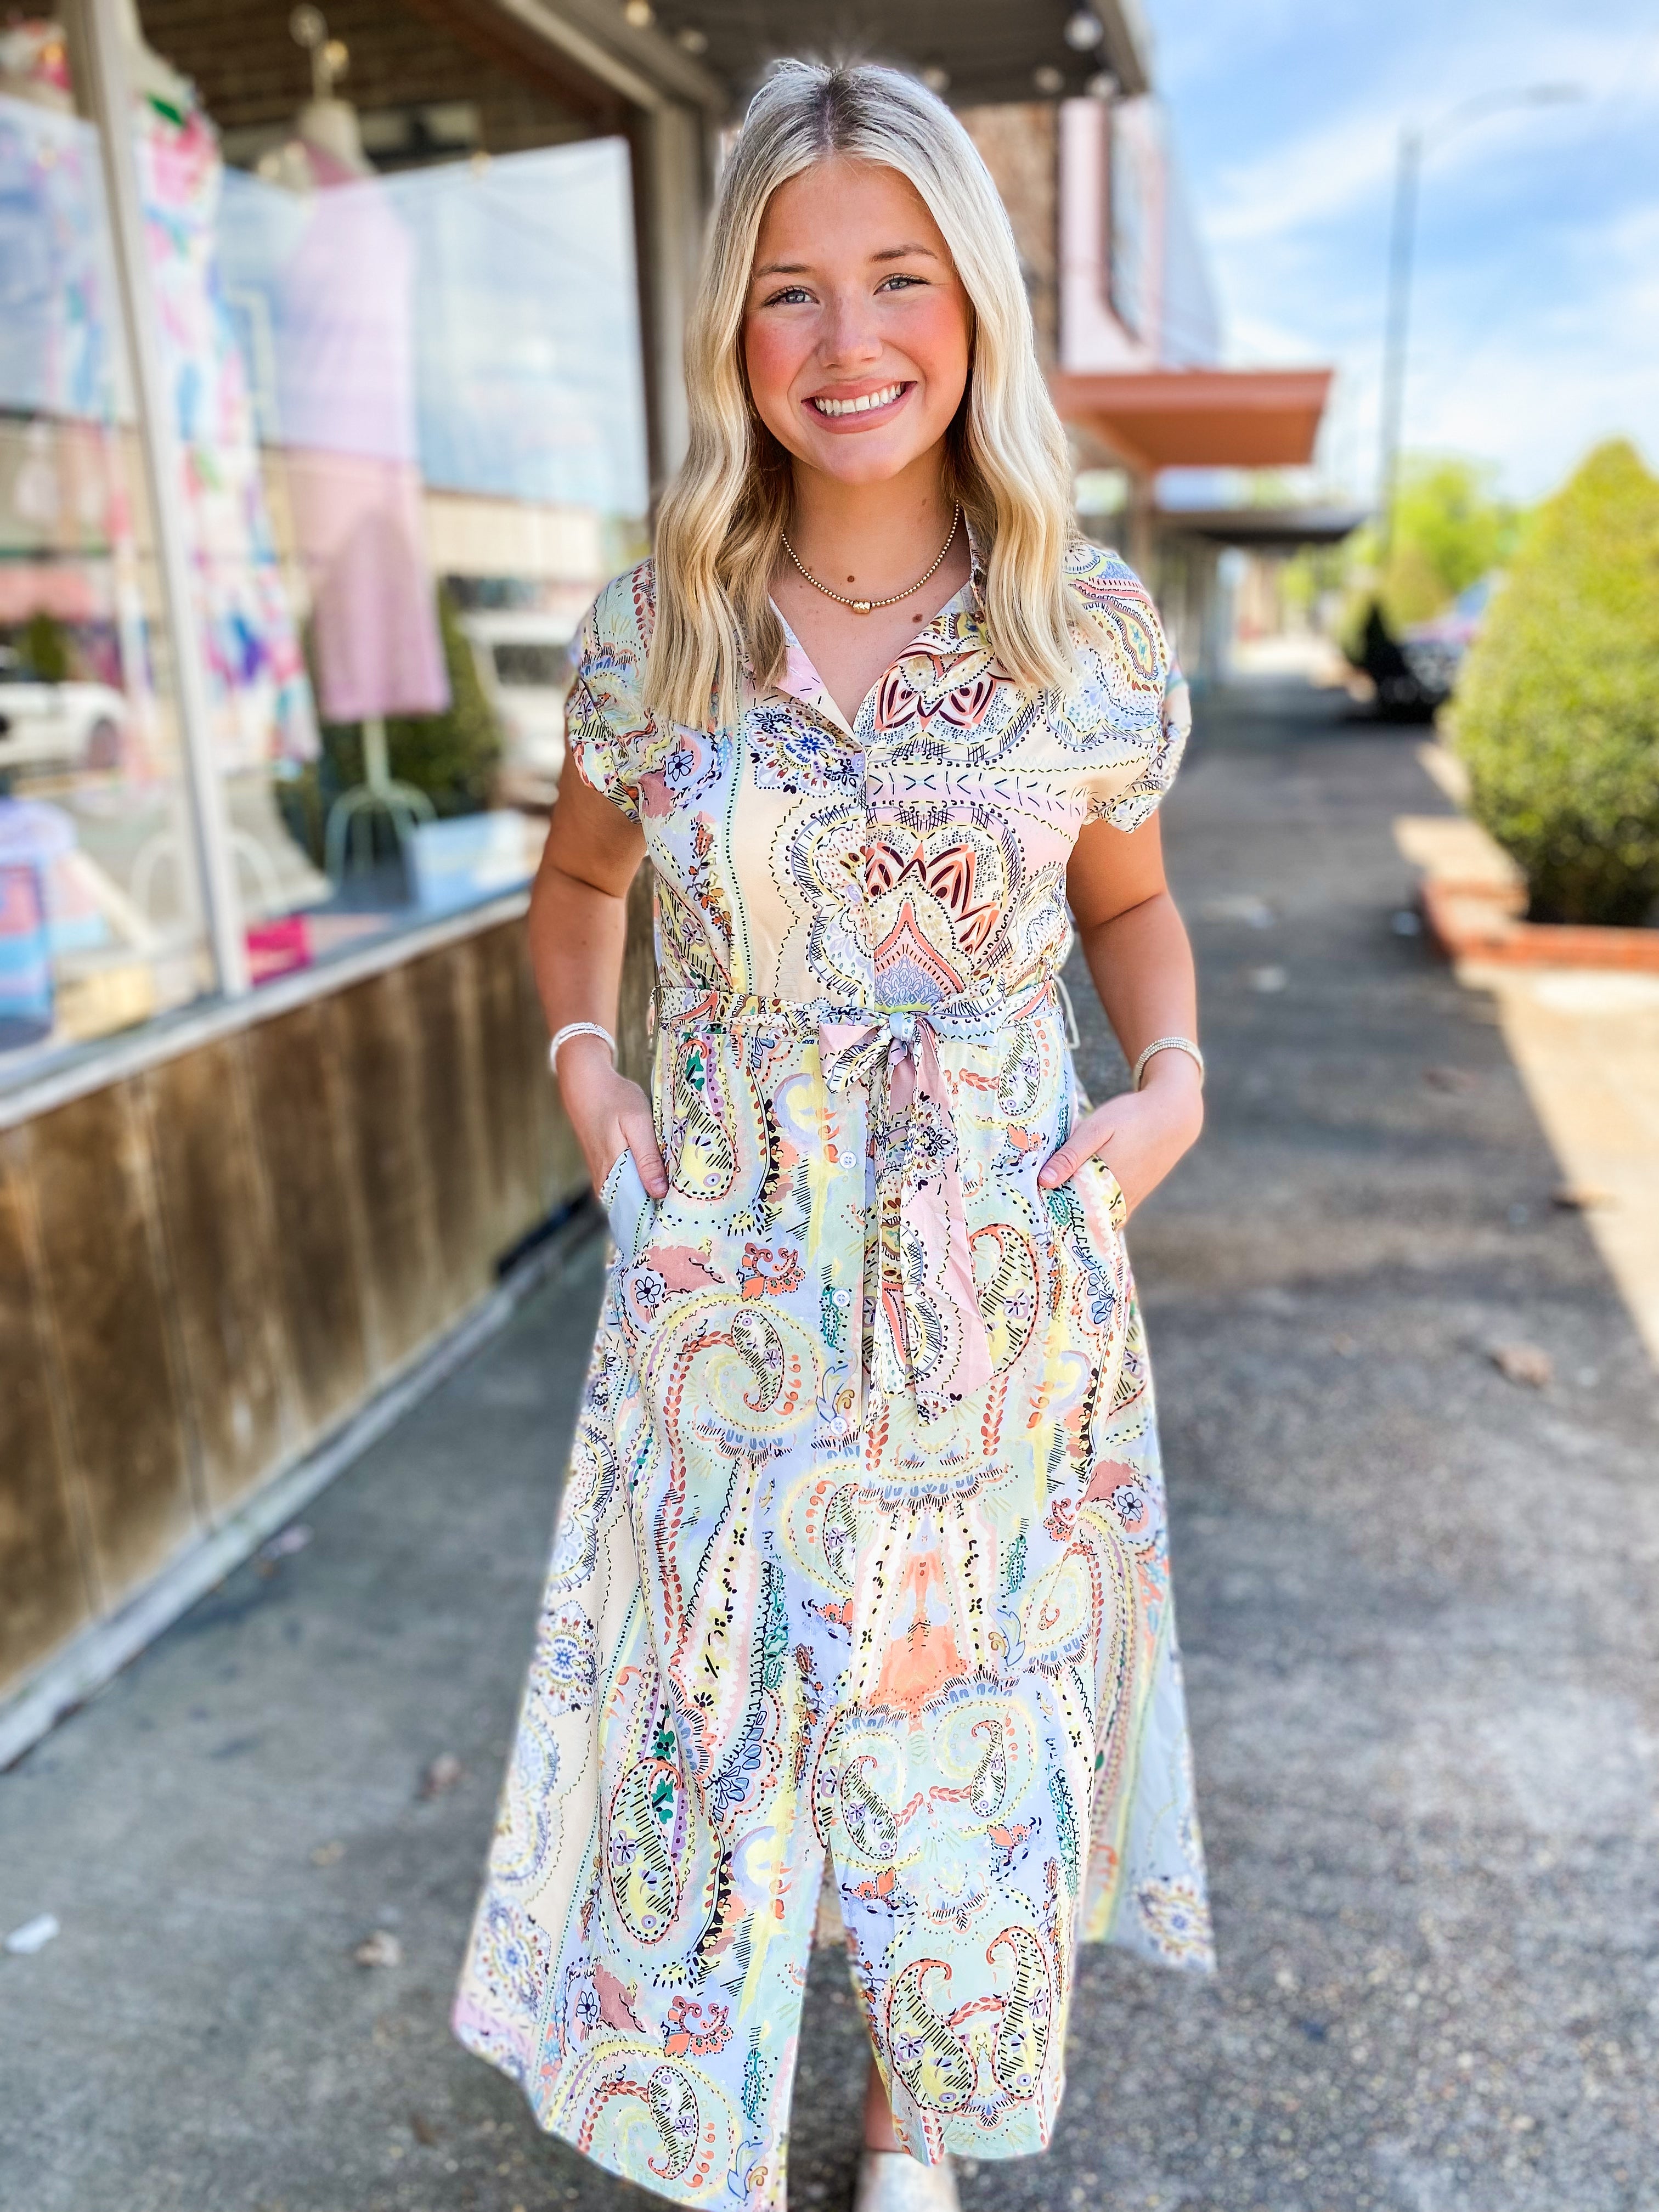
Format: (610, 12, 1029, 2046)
(1374, 83, 1582, 563)
(1376, 126, 1421, 562)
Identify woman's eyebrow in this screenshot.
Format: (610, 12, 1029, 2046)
(752, 241, 942, 281)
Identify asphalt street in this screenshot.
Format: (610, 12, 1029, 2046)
(2, 678, 1655, 2212)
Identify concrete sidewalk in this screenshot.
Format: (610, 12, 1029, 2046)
(3, 679, 1656, 2212)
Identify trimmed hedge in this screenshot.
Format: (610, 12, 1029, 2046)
(1452, 440, 1659, 926)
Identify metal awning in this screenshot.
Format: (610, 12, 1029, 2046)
(1052, 368, 1335, 472)
(480, 0, 1153, 114)
(1159, 506, 1368, 549)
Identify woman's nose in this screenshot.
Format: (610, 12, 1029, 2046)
(819, 292, 883, 366)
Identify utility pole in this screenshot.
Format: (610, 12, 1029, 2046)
(1373, 84, 1582, 567)
(1375, 126, 1421, 563)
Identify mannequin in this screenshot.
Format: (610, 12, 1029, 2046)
(261, 8, 450, 880)
(111, 0, 189, 114)
(296, 93, 368, 175)
(117, 0, 326, 938)
(0, 18, 74, 111)
(259, 14, 371, 191)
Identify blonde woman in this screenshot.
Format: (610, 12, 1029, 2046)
(455, 59, 1214, 2212)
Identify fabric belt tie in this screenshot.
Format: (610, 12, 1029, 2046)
(653, 984, 1060, 1426)
(817, 1007, 994, 1427)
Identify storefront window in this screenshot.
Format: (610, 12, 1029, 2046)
(136, 3, 650, 986)
(1, 22, 212, 1075)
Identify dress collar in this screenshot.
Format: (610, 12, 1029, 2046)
(762, 514, 992, 731)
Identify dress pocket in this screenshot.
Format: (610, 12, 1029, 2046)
(1082, 1153, 1128, 1235)
(600, 1146, 657, 1263)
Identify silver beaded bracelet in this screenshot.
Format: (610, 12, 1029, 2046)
(1132, 1035, 1205, 1091)
(548, 1021, 616, 1077)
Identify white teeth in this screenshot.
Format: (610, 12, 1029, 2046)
(811, 383, 903, 417)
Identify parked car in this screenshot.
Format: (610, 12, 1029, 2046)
(456, 612, 574, 800)
(1351, 575, 1499, 720)
(0, 646, 128, 776)
(1401, 575, 1498, 706)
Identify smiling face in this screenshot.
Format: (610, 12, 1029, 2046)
(743, 156, 973, 490)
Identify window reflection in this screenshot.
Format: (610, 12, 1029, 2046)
(0, 29, 211, 1067)
(211, 119, 650, 973)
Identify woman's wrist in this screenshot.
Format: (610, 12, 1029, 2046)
(1137, 1048, 1204, 1137)
(1138, 1045, 1202, 1091)
(554, 1029, 617, 1084)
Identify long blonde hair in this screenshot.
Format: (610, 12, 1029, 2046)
(646, 59, 1086, 730)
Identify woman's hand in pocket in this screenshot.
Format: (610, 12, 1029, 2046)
(1037, 1053, 1203, 1216)
(556, 1035, 669, 1201)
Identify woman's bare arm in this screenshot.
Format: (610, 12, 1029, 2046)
(527, 767, 668, 1199)
(1037, 813, 1203, 1213)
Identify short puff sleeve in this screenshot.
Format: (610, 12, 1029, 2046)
(563, 563, 656, 823)
(1064, 543, 1191, 833)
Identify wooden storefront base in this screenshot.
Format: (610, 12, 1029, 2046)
(0, 909, 603, 1751)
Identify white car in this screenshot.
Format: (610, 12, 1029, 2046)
(0, 648, 128, 776)
(458, 612, 575, 794)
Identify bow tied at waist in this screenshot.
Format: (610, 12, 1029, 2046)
(818, 1008, 994, 1424)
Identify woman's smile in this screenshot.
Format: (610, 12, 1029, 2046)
(806, 379, 913, 427)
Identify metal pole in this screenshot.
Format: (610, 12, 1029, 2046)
(75, 0, 250, 998)
(1375, 123, 1420, 563)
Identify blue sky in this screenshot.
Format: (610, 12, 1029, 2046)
(1141, 0, 1659, 503)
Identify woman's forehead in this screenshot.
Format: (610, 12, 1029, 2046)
(752, 160, 947, 266)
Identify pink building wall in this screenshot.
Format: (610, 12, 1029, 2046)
(1059, 97, 1164, 374)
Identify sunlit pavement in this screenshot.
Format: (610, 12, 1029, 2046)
(2, 678, 1656, 2212)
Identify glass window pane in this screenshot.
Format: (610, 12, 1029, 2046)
(133, 5, 650, 983)
(0, 31, 212, 1080)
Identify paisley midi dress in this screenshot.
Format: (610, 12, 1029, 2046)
(453, 538, 1214, 2208)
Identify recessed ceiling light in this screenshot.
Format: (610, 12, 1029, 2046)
(623, 0, 653, 26)
(1086, 70, 1119, 100)
(676, 23, 708, 51)
(1064, 9, 1105, 49)
(921, 64, 950, 93)
(1032, 64, 1065, 95)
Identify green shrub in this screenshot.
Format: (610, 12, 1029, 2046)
(1452, 440, 1659, 926)
(22, 610, 71, 682)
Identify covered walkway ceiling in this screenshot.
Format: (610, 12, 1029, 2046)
(1052, 368, 1335, 473)
(481, 0, 1152, 114)
(1160, 505, 1368, 549)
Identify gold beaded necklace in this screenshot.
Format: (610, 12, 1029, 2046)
(780, 504, 961, 616)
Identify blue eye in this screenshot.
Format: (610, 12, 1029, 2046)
(877, 273, 926, 292)
(764, 285, 812, 306)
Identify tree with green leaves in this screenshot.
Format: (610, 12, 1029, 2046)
(1385, 455, 1518, 627)
(1334, 453, 1520, 664)
(1452, 439, 1659, 926)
